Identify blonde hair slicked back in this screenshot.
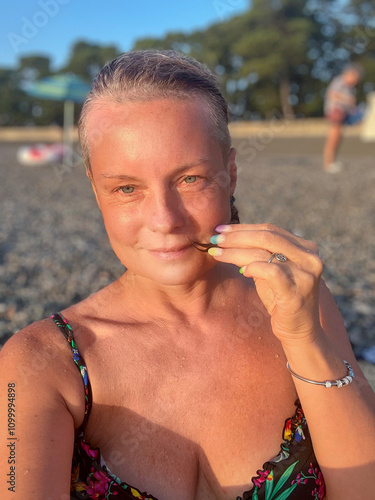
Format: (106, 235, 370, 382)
(78, 50, 231, 174)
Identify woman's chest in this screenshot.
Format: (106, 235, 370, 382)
(81, 330, 298, 500)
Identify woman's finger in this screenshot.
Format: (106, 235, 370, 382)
(209, 229, 320, 272)
(208, 247, 304, 296)
(207, 246, 272, 268)
(214, 223, 319, 255)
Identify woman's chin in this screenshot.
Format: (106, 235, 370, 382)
(129, 259, 218, 286)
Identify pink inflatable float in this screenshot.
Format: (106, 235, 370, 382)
(17, 143, 66, 166)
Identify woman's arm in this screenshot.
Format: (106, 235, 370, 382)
(209, 223, 375, 500)
(280, 281, 375, 500)
(0, 323, 76, 499)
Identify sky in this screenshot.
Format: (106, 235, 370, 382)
(1, 0, 249, 70)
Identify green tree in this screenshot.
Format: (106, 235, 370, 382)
(341, 0, 375, 24)
(0, 69, 29, 126)
(317, 0, 375, 104)
(133, 15, 255, 116)
(18, 55, 51, 80)
(62, 40, 120, 81)
(133, 1, 330, 118)
(231, 0, 323, 118)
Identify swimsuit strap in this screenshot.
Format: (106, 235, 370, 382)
(51, 312, 93, 436)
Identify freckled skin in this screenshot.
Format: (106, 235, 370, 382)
(87, 98, 237, 286)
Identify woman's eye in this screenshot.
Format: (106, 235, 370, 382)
(184, 176, 197, 184)
(119, 186, 134, 194)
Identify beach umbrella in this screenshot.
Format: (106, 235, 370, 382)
(24, 74, 92, 165)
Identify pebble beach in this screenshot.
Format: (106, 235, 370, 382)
(0, 136, 374, 385)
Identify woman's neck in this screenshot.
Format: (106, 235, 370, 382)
(119, 264, 240, 325)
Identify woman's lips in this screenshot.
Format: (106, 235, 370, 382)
(149, 244, 191, 261)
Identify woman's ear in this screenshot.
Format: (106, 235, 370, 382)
(227, 147, 237, 195)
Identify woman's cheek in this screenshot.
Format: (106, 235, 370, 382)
(102, 204, 137, 243)
(183, 183, 227, 217)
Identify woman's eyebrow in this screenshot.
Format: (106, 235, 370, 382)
(100, 173, 140, 181)
(100, 159, 211, 181)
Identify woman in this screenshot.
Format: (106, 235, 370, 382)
(322, 63, 363, 173)
(1, 50, 374, 500)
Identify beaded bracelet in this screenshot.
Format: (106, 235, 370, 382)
(286, 360, 354, 388)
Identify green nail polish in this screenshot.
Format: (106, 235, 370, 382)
(239, 266, 245, 274)
(210, 234, 225, 245)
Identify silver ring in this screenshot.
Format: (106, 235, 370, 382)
(268, 252, 287, 263)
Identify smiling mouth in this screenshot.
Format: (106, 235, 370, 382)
(148, 244, 191, 258)
(149, 238, 218, 258)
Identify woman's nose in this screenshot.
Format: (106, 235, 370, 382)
(146, 190, 185, 233)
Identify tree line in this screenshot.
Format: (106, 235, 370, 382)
(1, 0, 374, 127)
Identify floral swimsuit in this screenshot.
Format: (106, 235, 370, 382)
(51, 313, 325, 500)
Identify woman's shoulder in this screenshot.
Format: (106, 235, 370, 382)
(0, 315, 79, 378)
(0, 316, 69, 362)
(0, 282, 110, 359)
(0, 317, 86, 430)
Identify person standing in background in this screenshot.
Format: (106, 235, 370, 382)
(323, 63, 363, 173)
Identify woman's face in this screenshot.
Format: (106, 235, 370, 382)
(86, 97, 237, 285)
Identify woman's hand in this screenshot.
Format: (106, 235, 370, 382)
(208, 223, 324, 344)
